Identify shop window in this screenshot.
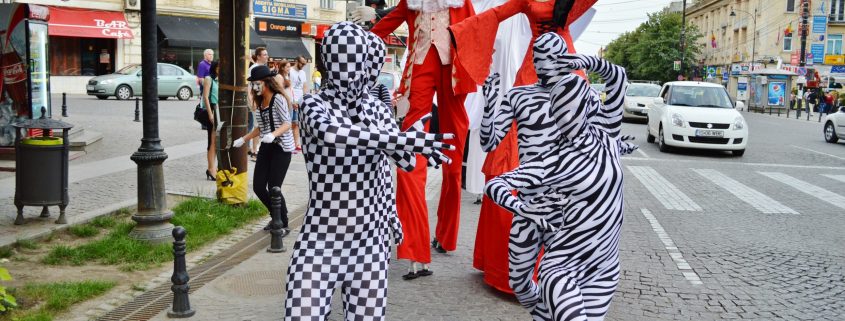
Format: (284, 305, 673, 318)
(783, 34, 793, 52)
(827, 35, 843, 55)
(158, 47, 205, 75)
(786, 0, 795, 12)
(49, 36, 115, 76)
(320, 0, 334, 9)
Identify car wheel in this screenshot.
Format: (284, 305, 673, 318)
(96, 95, 108, 100)
(658, 124, 670, 153)
(824, 121, 839, 143)
(646, 119, 656, 143)
(732, 149, 745, 157)
(177, 87, 192, 101)
(115, 85, 132, 100)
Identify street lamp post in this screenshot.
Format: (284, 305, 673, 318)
(129, 0, 174, 243)
(730, 8, 757, 74)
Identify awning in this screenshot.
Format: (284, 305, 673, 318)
(48, 6, 133, 39)
(263, 38, 311, 60)
(157, 15, 265, 49)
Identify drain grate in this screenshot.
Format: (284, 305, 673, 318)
(96, 230, 270, 321)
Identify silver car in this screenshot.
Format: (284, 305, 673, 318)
(86, 63, 195, 100)
(623, 83, 661, 121)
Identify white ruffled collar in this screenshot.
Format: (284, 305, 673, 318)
(407, 0, 464, 13)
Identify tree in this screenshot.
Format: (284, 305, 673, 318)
(604, 11, 702, 84)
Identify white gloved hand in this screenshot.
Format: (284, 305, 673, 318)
(261, 133, 276, 144)
(351, 6, 377, 24)
(232, 137, 245, 148)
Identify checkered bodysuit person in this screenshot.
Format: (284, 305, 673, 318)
(283, 22, 453, 321)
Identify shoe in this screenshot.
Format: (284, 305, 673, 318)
(417, 269, 433, 277)
(205, 170, 215, 181)
(263, 221, 273, 231)
(431, 239, 447, 254)
(402, 271, 419, 280)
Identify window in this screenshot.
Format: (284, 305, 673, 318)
(827, 34, 843, 55)
(787, 0, 795, 12)
(784, 33, 793, 51)
(320, 0, 334, 9)
(159, 64, 182, 76)
(833, 0, 845, 21)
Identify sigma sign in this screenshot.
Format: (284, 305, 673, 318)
(94, 19, 132, 38)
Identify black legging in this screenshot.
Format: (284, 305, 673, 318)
(254, 142, 292, 227)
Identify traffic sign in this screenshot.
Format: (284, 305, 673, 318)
(798, 67, 807, 76)
(673, 60, 681, 71)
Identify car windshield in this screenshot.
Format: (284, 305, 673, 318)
(627, 84, 661, 97)
(116, 65, 142, 75)
(669, 85, 733, 108)
(377, 74, 395, 90)
(590, 83, 606, 92)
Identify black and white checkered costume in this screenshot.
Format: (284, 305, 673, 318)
(284, 22, 452, 321)
(484, 32, 634, 321)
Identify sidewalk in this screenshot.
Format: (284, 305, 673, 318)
(146, 172, 528, 321)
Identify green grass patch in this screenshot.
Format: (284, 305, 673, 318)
(15, 239, 39, 250)
(89, 216, 117, 229)
(0, 280, 115, 321)
(67, 225, 99, 238)
(0, 247, 11, 259)
(41, 198, 266, 268)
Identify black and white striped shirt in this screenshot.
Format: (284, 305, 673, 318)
(257, 94, 296, 152)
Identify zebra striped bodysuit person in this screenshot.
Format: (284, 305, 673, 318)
(284, 22, 453, 320)
(484, 35, 633, 321)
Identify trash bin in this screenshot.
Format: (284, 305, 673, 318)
(13, 107, 73, 225)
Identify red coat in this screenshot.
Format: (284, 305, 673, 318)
(370, 0, 478, 96)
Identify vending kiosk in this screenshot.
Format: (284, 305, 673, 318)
(0, 4, 50, 148)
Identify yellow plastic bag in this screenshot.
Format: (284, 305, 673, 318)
(216, 167, 249, 205)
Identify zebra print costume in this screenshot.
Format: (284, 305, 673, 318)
(284, 22, 453, 320)
(484, 32, 633, 321)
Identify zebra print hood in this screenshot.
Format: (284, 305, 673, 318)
(550, 73, 599, 142)
(533, 33, 574, 87)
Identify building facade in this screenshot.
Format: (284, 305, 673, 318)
(688, 0, 845, 89)
(11, 0, 409, 94)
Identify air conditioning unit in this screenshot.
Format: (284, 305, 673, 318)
(125, 0, 140, 11)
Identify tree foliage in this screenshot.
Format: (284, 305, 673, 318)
(603, 11, 702, 84)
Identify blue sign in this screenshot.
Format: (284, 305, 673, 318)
(811, 44, 825, 63)
(832, 66, 845, 73)
(254, 0, 307, 20)
(737, 83, 748, 91)
(722, 72, 728, 81)
(798, 67, 807, 76)
(813, 16, 827, 34)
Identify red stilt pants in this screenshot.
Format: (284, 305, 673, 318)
(396, 49, 468, 263)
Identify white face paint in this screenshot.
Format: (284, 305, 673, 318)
(252, 81, 264, 94)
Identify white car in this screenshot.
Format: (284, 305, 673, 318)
(823, 106, 845, 143)
(646, 81, 748, 156)
(623, 83, 662, 121)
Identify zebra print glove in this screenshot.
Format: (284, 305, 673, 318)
(516, 193, 568, 233)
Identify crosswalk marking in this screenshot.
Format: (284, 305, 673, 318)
(693, 169, 798, 214)
(627, 166, 702, 211)
(759, 172, 845, 211)
(823, 174, 845, 184)
(640, 208, 702, 286)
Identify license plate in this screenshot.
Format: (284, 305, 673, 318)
(86, 85, 94, 90)
(696, 129, 724, 137)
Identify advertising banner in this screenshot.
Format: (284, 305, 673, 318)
(768, 81, 786, 106)
(813, 15, 827, 34)
(255, 18, 302, 38)
(737, 76, 749, 100)
(253, 0, 307, 20)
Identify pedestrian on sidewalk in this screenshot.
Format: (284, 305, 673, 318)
(247, 47, 272, 162)
(202, 60, 219, 181)
(290, 56, 308, 153)
(196, 49, 213, 99)
(234, 65, 295, 232)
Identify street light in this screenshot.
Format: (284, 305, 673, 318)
(730, 8, 757, 73)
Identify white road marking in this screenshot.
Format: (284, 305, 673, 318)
(627, 166, 702, 211)
(790, 145, 845, 161)
(623, 156, 845, 170)
(640, 208, 702, 285)
(635, 148, 649, 158)
(759, 172, 845, 211)
(822, 174, 845, 184)
(692, 169, 798, 214)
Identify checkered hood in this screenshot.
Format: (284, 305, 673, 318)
(365, 32, 387, 90)
(533, 32, 571, 87)
(320, 22, 371, 109)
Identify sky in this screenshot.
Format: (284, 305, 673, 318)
(575, 0, 679, 56)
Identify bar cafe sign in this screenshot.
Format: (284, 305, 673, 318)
(254, 0, 307, 20)
(256, 18, 302, 38)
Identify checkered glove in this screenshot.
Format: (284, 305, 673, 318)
(405, 113, 451, 168)
(516, 193, 568, 233)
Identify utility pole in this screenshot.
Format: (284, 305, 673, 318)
(679, 0, 687, 79)
(217, 0, 250, 204)
(798, 0, 810, 118)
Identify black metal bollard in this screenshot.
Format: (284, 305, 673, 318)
(61, 93, 68, 117)
(134, 97, 141, 122)
(268, 186, 286, 253)
(167, 227, 195, 318)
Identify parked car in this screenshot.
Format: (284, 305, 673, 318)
(646, 81, 748, 156)
(590, 83, 606, 101)
(823, 106, 845, 143)
(623, 83, 662, 121)
(377, 71, 400, 98)
(86, 63, 195, 100)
